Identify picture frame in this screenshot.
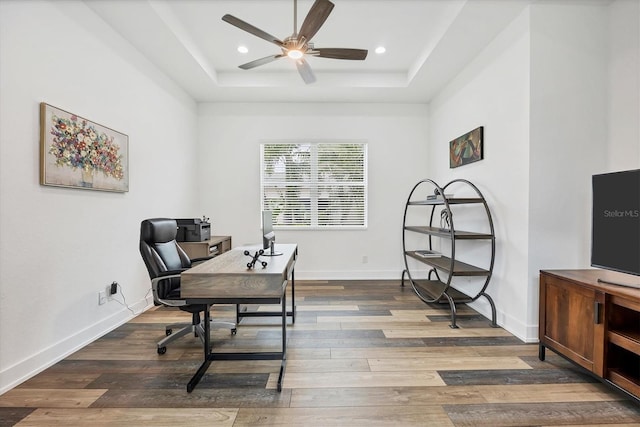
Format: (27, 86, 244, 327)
(40, 103, 129, 192)
(449, 126, 483, 168)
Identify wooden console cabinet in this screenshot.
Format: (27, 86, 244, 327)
(178, 236, 231, 259)
(539, 269, 640, 401)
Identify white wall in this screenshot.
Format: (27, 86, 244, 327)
(0, 1, 199, 393)
(607, 0, 640, 170)
(428, 9, 532, 339)
(527, 2, 609, 334)
(198, 103, 429, 279)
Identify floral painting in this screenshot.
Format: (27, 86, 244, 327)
(449, 126, 483, 168)
(40, 103, 129, 192)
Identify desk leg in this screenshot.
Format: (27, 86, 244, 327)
(203, 305, 212, 359)
(291, 270, 296, 324)
(187, 304, 212, 393)
(277, 291, 287, 392)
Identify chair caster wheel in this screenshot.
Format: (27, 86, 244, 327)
(165, 329, 172, 336)
(157, 346, 167, 355)
(231, 328, 237, 335)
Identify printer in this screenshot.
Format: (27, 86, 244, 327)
(176, 218, 211, 242)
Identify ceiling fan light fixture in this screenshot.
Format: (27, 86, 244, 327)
(223, 0, 367, 84)
(237, 45, 249, 54)
(375, 46, 386, 54)
(287, 49, 304, 59)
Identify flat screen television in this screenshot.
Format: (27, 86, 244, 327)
(591, 169, 640, 285)
(262, 210, 282, 256)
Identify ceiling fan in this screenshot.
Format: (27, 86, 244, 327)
(222, 0, 368, 84)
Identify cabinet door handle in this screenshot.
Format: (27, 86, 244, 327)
(594, 301, 602, 324)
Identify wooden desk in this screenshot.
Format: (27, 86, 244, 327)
(181, 243, 298, 392)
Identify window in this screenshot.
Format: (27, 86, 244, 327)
(261, 142, 367, 229)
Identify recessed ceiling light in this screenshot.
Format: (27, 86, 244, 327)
(237, 45, 248, 54)
(375, 46, 386, 54)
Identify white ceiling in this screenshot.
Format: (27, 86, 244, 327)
(86, 0, 528, 103)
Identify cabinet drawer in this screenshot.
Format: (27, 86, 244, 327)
(178, 236, 231, 259)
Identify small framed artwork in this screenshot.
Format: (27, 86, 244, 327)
(449, 126, 483, 168)
(40, 103, 129, 192)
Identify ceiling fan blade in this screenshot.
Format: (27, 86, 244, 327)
(239, 54, 285, 70)
(298, 0, 334, 42)
(314, 48, 368, 60)
(295, 58, 316, 84)
(222, 14, 284, 47)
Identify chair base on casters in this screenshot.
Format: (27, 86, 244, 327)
(157, 320, 237, 355)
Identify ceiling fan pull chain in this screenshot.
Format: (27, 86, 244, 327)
(293, 0, 298, 36)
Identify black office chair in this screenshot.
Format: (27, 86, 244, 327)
(139, 218, 236, 354)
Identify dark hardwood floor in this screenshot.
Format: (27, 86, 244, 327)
(1, 280, 639, 426)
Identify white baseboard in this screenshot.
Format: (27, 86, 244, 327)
(0, 298, 152, 395)
(467, 298, 538, 343)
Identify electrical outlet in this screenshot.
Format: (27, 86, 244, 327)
(98, 290, 107, 305)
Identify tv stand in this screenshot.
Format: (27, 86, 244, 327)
(539, 269, 640, 402)
(597, 278, 640, 290)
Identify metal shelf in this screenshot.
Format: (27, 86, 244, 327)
(408, 197, 484, 206)
(401, 178, 497, 328)
(404, 225, 493, 240)
(412, 279, 474, 304)
(405, 251, 490, 276)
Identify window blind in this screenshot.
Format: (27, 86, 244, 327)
(261, 142, 367, 228)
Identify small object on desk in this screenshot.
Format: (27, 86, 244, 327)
(415, 250, 441, 258)
(244, 249, 268, 269)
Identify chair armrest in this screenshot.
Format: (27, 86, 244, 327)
(190, 256, 214, 265)
(151, 273, 181, 288)
(151, 269, 188, 308)
(155, 269, 187, 278)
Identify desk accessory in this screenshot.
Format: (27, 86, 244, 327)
(244, 250, 268, 269)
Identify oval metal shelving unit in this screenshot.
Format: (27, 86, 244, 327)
(401, 178, 497, 328)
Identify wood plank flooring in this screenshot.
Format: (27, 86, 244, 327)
(1, 280, 639, 426)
